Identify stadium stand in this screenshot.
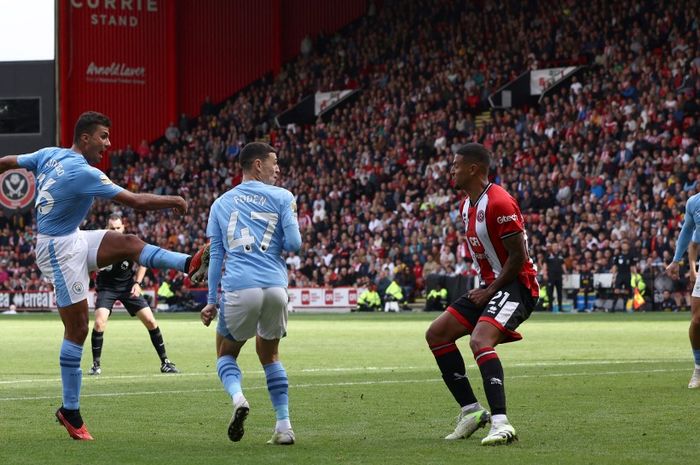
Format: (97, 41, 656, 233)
(1, 0, 699, 311)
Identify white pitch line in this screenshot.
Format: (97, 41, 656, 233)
(0, 358, 690, 386)
(0, 367, 690, 402)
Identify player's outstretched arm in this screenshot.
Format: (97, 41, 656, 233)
(113, 190, 187, 214)
(689, 242, 698, 284)
(0, 156, 20, 174)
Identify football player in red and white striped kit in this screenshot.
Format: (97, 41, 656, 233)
(426, 143, 539, 446)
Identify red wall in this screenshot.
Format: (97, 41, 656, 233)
(58, 0, 177, 170)
(58, 0, 367, 160)
(175, 0, 280, 118)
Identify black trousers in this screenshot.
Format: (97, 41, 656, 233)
(547, 279, 563, 310)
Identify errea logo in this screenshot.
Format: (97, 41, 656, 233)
(497, 214, 518, 224)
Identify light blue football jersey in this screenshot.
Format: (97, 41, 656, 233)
(17, 147, 124, 236)
(206, 180, 301, 301)
(674, 192, 700, 262)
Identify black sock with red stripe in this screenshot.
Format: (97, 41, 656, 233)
(474, 347, 506, 415)
(430, 342, 478, 407)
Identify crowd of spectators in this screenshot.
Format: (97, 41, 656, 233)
(1, 0, 699, 310)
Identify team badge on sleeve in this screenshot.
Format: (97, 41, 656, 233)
(99, 173, 114, 185)
(291, 200, 297, 213)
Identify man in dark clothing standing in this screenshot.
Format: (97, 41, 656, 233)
(545, 243, 566, 312)
(611, 241, 634, 312)
(88, 214, 179, 375)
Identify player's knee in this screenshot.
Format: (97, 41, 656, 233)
(425, 325, 445, 345)
(70, 321, 90, 342)
(144, 319, 157, 330)
(469, 334, 493, 354)
(123, 234, 144, 256)
(691, 312, 700, 328)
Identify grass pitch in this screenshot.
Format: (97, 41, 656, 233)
(0, 311, 697, 465)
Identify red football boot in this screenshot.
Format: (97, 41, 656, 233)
(56, 408, 94, 441)
(188, 242, 210, 284)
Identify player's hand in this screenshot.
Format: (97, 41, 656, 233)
(665, 261, 680, 279)
(201, 303, 217, 327)
(173, 196, 188, 214)
(130, 283, 141, 297)
(467, 288, 494, 308)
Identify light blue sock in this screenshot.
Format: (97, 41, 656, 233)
(59, 339, 83, 410)
(217, 355, 242, 398)
(139, 244, 188, 272)
(264, 361, 289, 420)
(693, 349, 700, 368)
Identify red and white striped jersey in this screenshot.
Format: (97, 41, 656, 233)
(459, 183, 539, 298)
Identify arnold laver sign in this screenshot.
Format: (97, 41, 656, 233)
(0, 169, 35, 212)
(86, 62, 146, 85)
(70, 0, 159, 27)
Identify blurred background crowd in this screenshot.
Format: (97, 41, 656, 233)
(1, 0, 699, 310)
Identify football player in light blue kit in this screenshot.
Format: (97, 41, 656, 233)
(200, 142, 301, 445)
(0, 112, 208, 440)
(667, 192, 700, 389)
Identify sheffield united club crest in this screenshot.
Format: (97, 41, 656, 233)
(0, 169, 35, 212)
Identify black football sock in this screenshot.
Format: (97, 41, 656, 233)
(148, 327, 167, 362)
(430, 342, 479, 407)
(474, 346, 506, 415)
(59, 407, 84, 428)
(91, 330, 104, 365)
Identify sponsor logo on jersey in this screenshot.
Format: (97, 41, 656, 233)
(497, 214, 518, 224)
(477, 210, 485, 222)
(0, 170, 35, 211)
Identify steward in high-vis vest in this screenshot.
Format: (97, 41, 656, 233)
(356, 284, 381, 312)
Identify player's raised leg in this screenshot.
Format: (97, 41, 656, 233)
(92, 231, 209, 283)
(426, 309, 490, 440)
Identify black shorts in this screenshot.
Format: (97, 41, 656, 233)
(614, 274, 630, 291)
(446, 280, 537, 343)
(95, 289, 150, 317)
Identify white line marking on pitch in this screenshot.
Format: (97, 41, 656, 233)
(0, 367, 689, 402)
(0, 358, 689, 385)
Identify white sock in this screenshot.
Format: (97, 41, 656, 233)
(232, 392, 246, 405)
(491, 414, 508, 426)
(461, 402, 481, 413)
(275, 419, 292, 432)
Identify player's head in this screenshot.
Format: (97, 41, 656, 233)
(240, 142, 279, 185)
(74, 111, 111, 164)
(107, 213, 125, 234)
(451, 143, 491, 189)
